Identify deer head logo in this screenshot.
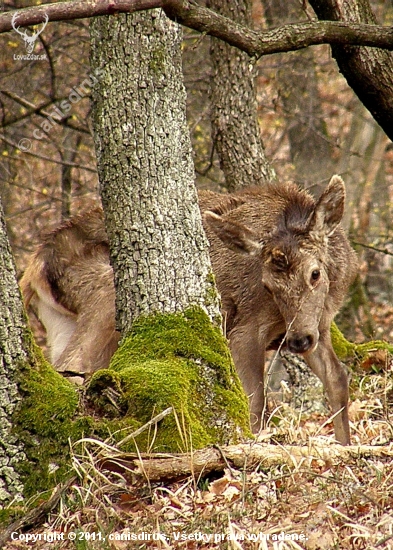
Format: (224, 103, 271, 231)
(12, 12, 49, 54)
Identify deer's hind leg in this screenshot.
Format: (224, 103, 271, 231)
(54, 290, 119, 375)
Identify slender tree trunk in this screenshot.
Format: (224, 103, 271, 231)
(207, 0, 274, 191)
(335, 101, 388, 339)
(0, 200, 28, 505)
(264, 0, 335, 189)
(90, 9, 221, 335)
(60, 131, 82, 221)
(338, 102, 388, 233)
(309, 0, 393, 142)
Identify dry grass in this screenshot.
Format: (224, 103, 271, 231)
(3, 361, 393, 550)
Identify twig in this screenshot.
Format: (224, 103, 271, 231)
(352, 240, 393, 257)
(0, 477, 76, 548)
(117, 406, 173, 447)
(0, 134, 97, 173)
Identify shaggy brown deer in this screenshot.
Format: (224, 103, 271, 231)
(20, 175, 357, 444)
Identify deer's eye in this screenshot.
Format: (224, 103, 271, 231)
(311, 269, 320, 283)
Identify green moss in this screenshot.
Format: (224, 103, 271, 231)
(331, 322, 393, 365)
(354, 339, 393, 361)
(87, 307, 250, 452)
(13, 349, 88, 498)
(90, 416, 141, 443)
(331, 322, 356, 360)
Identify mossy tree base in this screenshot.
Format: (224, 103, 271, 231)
(7, 307, 249, 513)
(331, 322, 393, 368)
(13, 352, 90, 499)
(7, 313, 391, 515)
(87, 307, 251, 452)
(10, 316, 390, 505)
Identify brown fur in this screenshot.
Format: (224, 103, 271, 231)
(201, 176, 357, 444)
(20, 176, 357, 444)
(20, 208, 119, 374)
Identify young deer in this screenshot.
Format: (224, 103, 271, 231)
(21, 176, 357, 444)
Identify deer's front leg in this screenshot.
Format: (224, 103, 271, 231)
(305, 329, 350, 445)
(228, 324, 265, 433)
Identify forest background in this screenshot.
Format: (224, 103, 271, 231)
(1, 0, 393, 548)
(2, 1, 393, 341)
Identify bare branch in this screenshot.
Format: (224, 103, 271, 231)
(0, 134, 97, 173)
(352, 240, 393, 257)
(0, 0, 393, 58)
(0, 1, 163, 33)
(164, 1, 393, 57)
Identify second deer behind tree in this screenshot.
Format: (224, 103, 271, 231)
(20, 175, 358, 445)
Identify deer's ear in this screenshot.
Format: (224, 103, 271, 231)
(309, 175, 345, 237)
(203, 211, 262, 255)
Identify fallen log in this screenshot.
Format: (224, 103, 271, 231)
(99, 441, 393, 482)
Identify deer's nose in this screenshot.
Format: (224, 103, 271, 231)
(287, 334, 313, 354)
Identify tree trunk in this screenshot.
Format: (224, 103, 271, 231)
(338, 102, 388, 233)
(0, 200, 84, 505)
(60, 131, 82, 221)
(90, 10, 221, 334)
(309, 0, 393, 142)
(264, 0, 335, 190)
(0, 200, 29, 505)
(207, 0, 274, 191)
(335, 100, 388, 339)
(89, 10, 250, 448)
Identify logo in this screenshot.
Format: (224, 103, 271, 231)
(12, 11, 48, 54)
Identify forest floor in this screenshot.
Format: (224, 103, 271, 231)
(2, 305, 393, 550)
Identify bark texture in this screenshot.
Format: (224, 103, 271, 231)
(0, 202, 27, 504)
(264, 0, 335, 189)
(309, 0, 393, 142)
(90, 9, 221, 335)
(207, 0, 274, 191)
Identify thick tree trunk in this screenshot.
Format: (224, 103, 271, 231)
(89, 10, 249, 448)
(90, 9, 221, 335)
(0, 201, 28, 504)
(309, 0, 393, 142)
(207, 0, 274, 191)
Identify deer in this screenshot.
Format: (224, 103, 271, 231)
(20, 175, 358, 444)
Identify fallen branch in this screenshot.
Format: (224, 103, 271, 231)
(0, 477, 76, 547)
(2, 442, 390, 542)
(99, 442, 393, 482)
